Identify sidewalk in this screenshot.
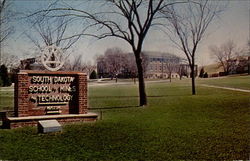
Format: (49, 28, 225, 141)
(200, 84, 250, 93)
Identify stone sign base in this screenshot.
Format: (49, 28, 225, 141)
(2, 113, 98, 129)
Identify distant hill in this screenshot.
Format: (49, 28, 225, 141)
(200, 63, 224, 75)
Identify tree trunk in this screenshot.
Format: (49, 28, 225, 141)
(135, 55, 147, 106)
(248, 56, 250, 75)
(191, 62, 196, 95)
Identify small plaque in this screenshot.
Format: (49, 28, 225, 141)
(45, 106, 62, 114)
(38, 120, 62, 133)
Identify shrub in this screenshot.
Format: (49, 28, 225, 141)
(211, 73, 219, 77)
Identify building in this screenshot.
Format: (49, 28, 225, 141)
(235, 56, 250, 74)
(144, 51, 180, 78)
(20, 57, 45, 70)
(218, 56, 250, 76)
(97, 51, 198, 79)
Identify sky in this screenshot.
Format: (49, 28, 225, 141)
(1, 0, 250, 66)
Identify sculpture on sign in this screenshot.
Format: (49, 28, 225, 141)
(41, 45, 65, 71)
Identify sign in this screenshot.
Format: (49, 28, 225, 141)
(28, 75, 76, 114)
(14, 71, 87, 117)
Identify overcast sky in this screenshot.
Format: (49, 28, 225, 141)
(1, 0, 249, 66)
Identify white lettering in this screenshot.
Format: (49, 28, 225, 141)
(28, 86, 52, 93)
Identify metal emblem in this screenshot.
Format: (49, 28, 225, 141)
(41, 45, 64, 71)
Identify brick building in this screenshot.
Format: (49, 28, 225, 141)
(144, 51, 180, 78)
(97, 51, 197, 79)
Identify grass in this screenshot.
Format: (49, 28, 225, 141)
(197, 75, 250, 90)
(0, 86, 14, 111)
(0, 76, 249, 160)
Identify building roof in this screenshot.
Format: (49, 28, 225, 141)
(141, 51, 180, 59)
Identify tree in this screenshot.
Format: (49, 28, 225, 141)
(162, 0, 224, 95)
(248, 40, 250, 75)
(32, 0, 186, 106)
(203, 72, 208, 78)
(83, 62, 97, 78)
(96, 55, 108, 78)
(63, 54, 96, 78)
(104, 48, 126, 82)
(245, 39, 250, 75)
(0, 0, 14, 44)
(163, 53, 180, 82)
(199, 67, 204, 78)
(126, 54, 137, 83)
(96, 50, 150, 83)
(165, 62, 177, 82)
(209, 40, 240, 75)
(0, 53, 19, 70)
(0, 0, 15, 65)
(89, 70, 97, 79)
(0, 64, 11, 87)
(176, 64, 183, 80)
(0, 53, 19, 84)
(26, 15, 80, 52)
(68, 54, 84, 71)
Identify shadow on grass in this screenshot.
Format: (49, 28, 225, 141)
(89, 105, 139, 110)
(90, 96, 139, 98)
(90, 94, 190, 99)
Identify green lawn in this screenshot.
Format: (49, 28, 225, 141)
(197, 75, 250, 90)
(0, 76, 249, 160)
(0, 87, 14, 111)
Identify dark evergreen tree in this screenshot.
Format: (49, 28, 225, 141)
(199, 67, 205, 78)
(203, 72, 208, 78)
(0, 65, 12, 86)
(89, 70, 97, 79)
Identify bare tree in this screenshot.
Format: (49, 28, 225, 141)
(176, 64, 183, 80)
(70, 54, 84, 71)
(240, 39, 250, 75)
(83, 62, 96, 78)
(126, 54, 137, 83)
(165, 62, 177, 82)
(63, 54, 96, 77)
(0, 0, 15, 65)
(0, 0, 14, 44)
(210, 40, 241, 75)
(0, 52, 19, 70)
(162, 0, 224, 95)
(104, 48, 126, 82)
(248, 40, 250, 75)
(96, 55, 108, 78)
(26, 14, 80, 52)
(141, 52, 150, 76)
(32, 0, 186, 106)
(63, 54, 89, 72)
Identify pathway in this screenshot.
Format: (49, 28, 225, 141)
(200, 84, 250, 93)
